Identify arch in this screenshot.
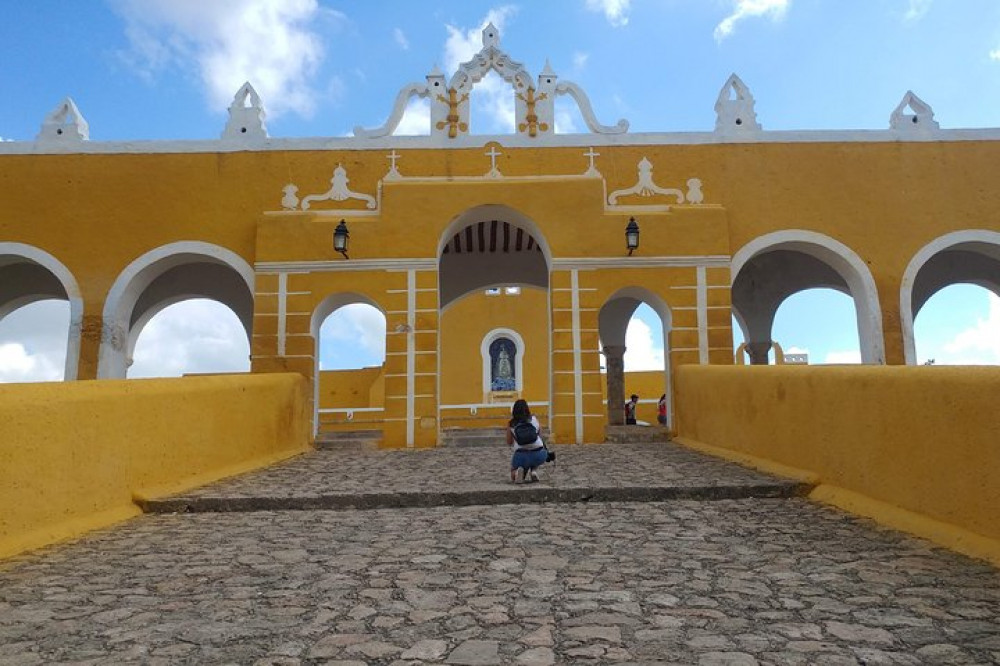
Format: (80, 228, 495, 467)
(437, 204, 552, 310)
(731, 230, 885, 364)
(480, 327, 526, 394)
(0, 242, 83, 380)
(900, 230, 1000, 364)
(311, 292, 387, 436)
(598, 286, 674, 428)
(98, 242, 254, 378)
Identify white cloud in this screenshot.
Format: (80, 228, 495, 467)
(443, 6, 518, 133)
(823, 350, 862, 364)
(393, 27, 410, 50)
(319, 304, 386, 370)
(110, 0, 339, 118)
(553, 107, 579, 134)
(938, 293, 1000, 364)
(0, 300, 69, 383)
(904, 0, 932, 21)
(714, 0, 789, 42)
(394, 97, 431, 136)
(572, 51, 589, 72)
(990, 49, 1000, 62)
(585, 0, 630, 27)
(129, 300, 250, 378)
(623, 317, 665, 371)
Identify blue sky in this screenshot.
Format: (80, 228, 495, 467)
(1, 0, 999, 379)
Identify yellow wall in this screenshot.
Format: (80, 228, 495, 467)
(0, 373, 310, 560)
(674, 365, 1000, 564)
(440, 287, 550, 405)
(318, 367, 383, 408)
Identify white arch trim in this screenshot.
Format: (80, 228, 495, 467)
(0, 242, 83, 381)
(98, 241, 255, 379)
(731, 229, 885, 364)
(481, 327, 526, 395)
(437, 204, 554, 268)
(900, 229, 1000, 365)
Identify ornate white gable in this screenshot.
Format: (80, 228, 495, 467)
(890, 90, 939, 132)
(37, 97, 89, 143)
(714, 74, 761, 133)
(354, 24, 628, 140)
(222, 82, 268, 140)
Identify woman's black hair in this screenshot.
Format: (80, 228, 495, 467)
(510, 398, 531, 425)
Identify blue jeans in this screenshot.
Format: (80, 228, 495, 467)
(511, 447, 548, 471)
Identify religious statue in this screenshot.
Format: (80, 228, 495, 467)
(490, 338, 516, 392)
(496, 348, 513, 379)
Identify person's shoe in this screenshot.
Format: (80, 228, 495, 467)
(527, 468, 539, 483)
(513, 467, 525, 484)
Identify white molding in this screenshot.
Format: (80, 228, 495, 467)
(257, 258, 437, 273)
(98, 241, 254, 379)
(277, 273, 287, 356)
(571, 270, 583, 443)
(9, 127, 1000, 156)
(899, 229, 1000, 365)
(480, 327, 526, 394)
(553, 256, 731, 270)
(697, 266, 708, 364)
(0, 242, 83, 380)
(407, 269, 416, 448)
(731, 229, 885, 364)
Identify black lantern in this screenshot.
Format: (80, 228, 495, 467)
(625, 217, 639, 255)
(333, 219, 350, 259)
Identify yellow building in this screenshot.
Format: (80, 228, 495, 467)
(2, 25, 999, 449)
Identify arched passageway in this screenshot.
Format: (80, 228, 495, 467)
(731, 230, 884, 365)
(99, 242, 254, 378)
(0, 243, 82, 380)
(599, 287, 673, 428)
(901, 230, 1000, 364)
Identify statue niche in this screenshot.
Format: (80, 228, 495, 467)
(489, 338, 517, 391)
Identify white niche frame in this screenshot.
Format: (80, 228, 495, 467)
(480, 327, 525, 395)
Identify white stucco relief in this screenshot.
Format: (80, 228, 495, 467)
(222, 82, 268, 140)
(715, 74, 761, 134)
(607, 157, 705, 205)
(353, 24, 627, 141)
(297, 164, 377, 211)
(36, 97, 89, 143)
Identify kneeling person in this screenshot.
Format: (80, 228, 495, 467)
(507, 399, 546, 484)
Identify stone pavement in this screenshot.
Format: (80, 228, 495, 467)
(1, 443, 998, 665)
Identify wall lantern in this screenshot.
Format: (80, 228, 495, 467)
(333, 219, 350, 259)
(625, 217, 639, 255)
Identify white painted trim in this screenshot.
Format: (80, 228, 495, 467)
(697, 266, 709, 364)
(257, 258, 437, 273)
(7, 127, 1000, 157)
(480, 327, 526, 394)
(277, 273, 287, 356)
(440, 402, 550, 410)
(731, 229, 886, 365)
(571, 270, 584, 444)
(98, 241, 254, 379)
(0, 242, 83, 380)
(406, 269, 416, 448)
(899, 229, 1000, 365)
(319, 407, 384, 414)
(553, 256, 730, 270)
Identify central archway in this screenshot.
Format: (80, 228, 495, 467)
(438, 205, 552, 431)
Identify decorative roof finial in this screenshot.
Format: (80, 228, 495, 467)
(482, 22, 500, 48)
(37, 97, 89, 142)
(222, 82, 268, 140)
(890, 90, 939, 131)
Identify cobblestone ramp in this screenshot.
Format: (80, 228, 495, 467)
(139, 442, 812, 513)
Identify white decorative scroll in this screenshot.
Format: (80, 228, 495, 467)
(554, 81, 629, 134)
(36, 97, 89, 142)
(714, 73, 761, 133)
(300, 164, 377, 211)
(608, 158, 685, 204)
(222, 82, 267, 140)
(890, 90, 940, 131)
(353, 81, 432, 138)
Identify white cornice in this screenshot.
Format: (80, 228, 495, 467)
(552, 256, 731, 270)
(5, 128, 1000, 156)
(256, 255, 732, 274)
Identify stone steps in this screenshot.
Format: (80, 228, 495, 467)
(315, 429, 382, 450)
(439, 427, 508, 448)
(604, 424, 672, 444)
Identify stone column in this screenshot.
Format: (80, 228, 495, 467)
(603, 345, 626, 425)
(746, 340, 773, 365)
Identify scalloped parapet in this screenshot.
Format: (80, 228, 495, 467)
(890, 90, 940, 131)
(222, 82, 267, 140)
(36, 97, 89, 142)
(714, 74, 761, 133)
(356, 24, 628, 139)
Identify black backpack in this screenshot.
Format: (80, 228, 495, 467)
(512, 420, 539, 445)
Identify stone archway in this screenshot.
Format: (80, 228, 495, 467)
(900, 230, 1000, 365)
(99, 242, 254, 378)
(731, 230, 884, 365)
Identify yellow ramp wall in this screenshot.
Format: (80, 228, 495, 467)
(0, 373, 310, 560)
(674, 365, 1000, 564)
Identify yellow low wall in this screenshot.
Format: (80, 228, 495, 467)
(674, 365, 1000, 565)
(0, 373, 311, 560)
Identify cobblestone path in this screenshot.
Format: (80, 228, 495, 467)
(1, 445, 998, 664)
